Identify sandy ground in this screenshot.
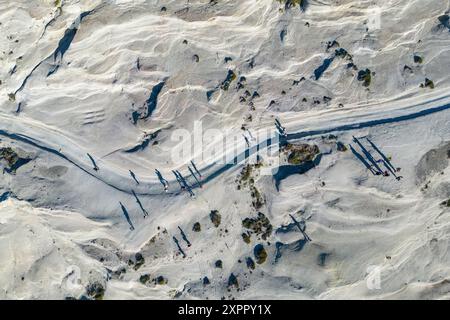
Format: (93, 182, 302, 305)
(0, 0, 449, 299)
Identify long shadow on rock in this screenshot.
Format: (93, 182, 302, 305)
(273, 154, 322, 191)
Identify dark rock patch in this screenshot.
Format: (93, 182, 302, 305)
(253, 244, 268, 264)
(210, 210, 221, 228)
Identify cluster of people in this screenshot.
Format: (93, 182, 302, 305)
(155, 161, 203, 198)
(173, 226, 192, 258)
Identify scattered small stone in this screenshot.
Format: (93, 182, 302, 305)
(327, 40, 340, 51)
(242, 213, 273, 240)
(85, 282, 105, 300)
(277, 0, 308, 11)
(317, 253, 330, 266)
(437, 14, 450, 30)
(414, 54, 423, 64)
(357, 69, 372, 87)
(227, 273, 239, 288)
(420, 78, 434, 89)
(215, 260, 223, 269)
(133, 252, 145, 270)
(155, 276, 167, 285)
(246, 257, 255, 270)
(241, 232, 251, 244)
(0, 147, 32, 173)
(139, 274, 151, 285)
